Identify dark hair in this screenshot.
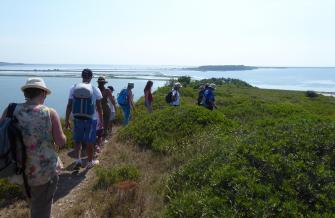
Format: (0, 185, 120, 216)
(23, 88, 45, 99)
(144, 80, 153, 92)
(108, 86, 114, 91)
(81, 68, 93, 79)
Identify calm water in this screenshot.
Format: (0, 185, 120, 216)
(0, 64, 334, 117)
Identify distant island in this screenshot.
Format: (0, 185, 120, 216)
(184, 65, 258, 71)
(0, 62, 24, 66)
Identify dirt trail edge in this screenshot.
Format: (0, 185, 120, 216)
(0, 126, 168, 218)
(52, 126, 169, 218)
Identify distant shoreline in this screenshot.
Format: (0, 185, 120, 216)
(0, 62, 25, 66)
(184, 65, 258, 71)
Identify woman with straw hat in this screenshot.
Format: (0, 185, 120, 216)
(0, 77, 66, 218)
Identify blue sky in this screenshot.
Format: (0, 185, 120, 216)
(0, 0, 334, 66)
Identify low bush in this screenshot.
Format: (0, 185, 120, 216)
(0, 179, 23, 207)
(117, 105, 230, 153)
(165, 118, 335, 217)
(117, 78, 335, 217)
(306, 90, 318, 98)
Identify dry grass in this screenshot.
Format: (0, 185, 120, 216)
(65, 136, 173, 218)
(0, 200, 29, 218)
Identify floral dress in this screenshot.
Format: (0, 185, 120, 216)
(14, 104, 59, 186)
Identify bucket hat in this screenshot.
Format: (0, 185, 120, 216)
(21, 77, 51, 95)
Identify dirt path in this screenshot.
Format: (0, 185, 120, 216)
(0, 126, 168, 217)
(0, 128, 119, 218)
(52, 127, 120, 217)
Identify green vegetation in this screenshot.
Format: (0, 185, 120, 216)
(117, 77, 335, 217)
(0, 179, 23, 207)
(93, 165, 140, 190)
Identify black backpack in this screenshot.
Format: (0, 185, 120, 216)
(0, 103, 30, 197)
(165, 91, 173, 103)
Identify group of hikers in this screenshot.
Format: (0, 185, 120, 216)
(0, 68, 216, 218)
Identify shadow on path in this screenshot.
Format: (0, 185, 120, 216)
(53, 168, 89, 203)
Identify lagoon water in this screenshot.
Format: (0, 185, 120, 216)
(0, 64, 334, 117)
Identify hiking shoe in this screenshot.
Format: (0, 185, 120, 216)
(72, 159, 82, 171)
(95, 145, 101, 153)
(86, 160, 99, 169)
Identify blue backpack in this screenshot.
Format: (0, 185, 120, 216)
(117, 89, 129, 105)
(72, 83, 95, 119)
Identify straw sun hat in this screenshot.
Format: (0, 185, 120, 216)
(21, 77, 51, 95)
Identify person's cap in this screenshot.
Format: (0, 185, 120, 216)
(209, 83, 216, 89)
(174, 82, 182, 88)
(128, 83, 134, 88)
(21, 77, 51, 95)
(81, 68, 93, 78)
(97, 76, 108, 84)
(108, 86, 114, 91)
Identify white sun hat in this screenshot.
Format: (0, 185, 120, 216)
(209, 83, 216, 89)
(21, 77, 51, 95)
(174, 82, 183, 88)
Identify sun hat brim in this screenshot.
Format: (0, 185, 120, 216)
(21, 85, 52, 95)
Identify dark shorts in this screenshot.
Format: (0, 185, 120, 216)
(73, 119, 97, 144)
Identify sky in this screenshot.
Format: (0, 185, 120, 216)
(0, 0, 334, 66)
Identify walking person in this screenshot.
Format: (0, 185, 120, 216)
(0, 77, 66, 218)
(197, 83, 208, 105)
(97, 76, 114, 140)
(117, 83, 135, 125)
(144, 80, 153, 113)
(65, 69, 103, 169)
(203, 83, 217, 110)
(170, 82, 182, 106)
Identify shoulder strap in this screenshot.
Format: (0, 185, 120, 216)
(6, 103, 17, 118)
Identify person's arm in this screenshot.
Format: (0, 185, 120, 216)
(172, 90, 177, 101)
(107, 89, 114, 105)
(96, 99, 104, 128)
(50, 108, 66, 149)
(111, 96, 117, 112)
(144, 90, 148, 102)
(65, 99, 72, 128)
(128, 90, 135, 109)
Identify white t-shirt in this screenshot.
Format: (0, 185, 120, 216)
(69, 83, 102, 120)
(171, 89, 180, 106)
(107, 98, 116, 113)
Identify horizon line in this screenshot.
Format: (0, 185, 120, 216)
(1, 62, 335, 68)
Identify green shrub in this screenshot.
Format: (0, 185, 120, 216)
(117, 105, 230, 153)
(93, 165, 140, 190)
(0, 179, 23, 206)
(109, 77, 335, 217)
(177, 76, 191, 87)
(165, 118, 335, 217)
(306, 90, 318, 98)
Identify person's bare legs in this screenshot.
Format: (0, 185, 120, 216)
(108, 121, 113, 135)
(87, 143, 94, 162)
(74, 143, 81, 159)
